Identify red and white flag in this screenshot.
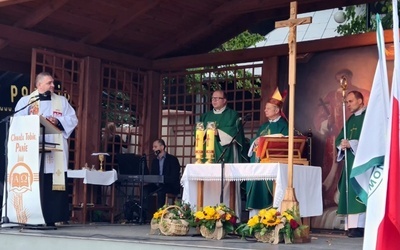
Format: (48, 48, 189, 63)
(365, 1, 400, 249)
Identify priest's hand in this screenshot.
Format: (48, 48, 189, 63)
(254, 138, 259, 147)
(340, 139, 350, 150)
(47, 116, 59, 125)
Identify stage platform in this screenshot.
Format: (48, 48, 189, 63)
(0, 223, 363, 250)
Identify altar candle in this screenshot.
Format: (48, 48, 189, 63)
(206, 129, 215, 152)
(195, 130, 204, 151)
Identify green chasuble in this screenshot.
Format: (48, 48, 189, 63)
(199, 107, 247, 163)
(246, 117, 288, 210)
(335, 110, 366, 215)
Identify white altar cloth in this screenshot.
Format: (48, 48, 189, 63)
(67, 169, 117, 186)
(181, 163, 322, 217)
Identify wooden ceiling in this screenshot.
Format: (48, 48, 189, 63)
(0, 0, 378, 70)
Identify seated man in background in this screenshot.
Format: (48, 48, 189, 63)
(143, 139, 181, 215)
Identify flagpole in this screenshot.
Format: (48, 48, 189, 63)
(340, 76, 349, 223)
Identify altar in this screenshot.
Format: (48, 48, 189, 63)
(180, 163, 322, 217)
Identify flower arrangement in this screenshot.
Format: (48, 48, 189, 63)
(236, 206, 304, 244)
(152, 205, 167, 223)
(193, 203, 237, 239)
(150, 202, 194, 235)
(152, 201, 193, 223)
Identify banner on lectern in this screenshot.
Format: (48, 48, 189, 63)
(2, 115, 45, 225)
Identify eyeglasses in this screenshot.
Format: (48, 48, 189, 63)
(211, 97, 224, 101)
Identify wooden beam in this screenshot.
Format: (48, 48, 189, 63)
(0, 0, 34, 8)
(0, 0, 69, 50)
(0, 45, 32, 62)
(152, 30, 392, 71)
(158, 10, 278, 59)
(0, 23, 152, 69)
(211, 0, 283, 16)
(211, 0, 379, 16)
(14, 0, 69, 28)
(277, 1, 311, 212)
(145, 12, 234, 59)
(275, 17, 312, 28)
(80, 57, 102, 166)
(261, 56, 279, 125)
(0, 57, 30, 73)
(143, 71, 162, 155)
(145, 0, 276, 59)
(146, 0, 377, 59)
(81, 0, 160, 44)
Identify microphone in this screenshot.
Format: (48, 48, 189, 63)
(34, 90, 52, 100)
(240, 113, 252, 122)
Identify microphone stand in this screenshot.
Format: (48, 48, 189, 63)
(0, 96, 40, 224)
(216, 115, 249, 204)
(138, 154, 146, 224)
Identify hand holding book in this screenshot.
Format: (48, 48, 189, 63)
(46, 116, 58, 125)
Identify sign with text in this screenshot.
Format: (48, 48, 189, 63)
(2, 115, 45, 225)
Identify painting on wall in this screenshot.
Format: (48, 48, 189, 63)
(294, 45, 393, 230)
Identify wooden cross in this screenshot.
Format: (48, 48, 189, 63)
(274, 1, 312, 213)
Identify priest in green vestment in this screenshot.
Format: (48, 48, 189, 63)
(198, 90, 247, 163)
(195, 90, 247, 217)
(335, 90, 366, 238)
(246, 89, 288, 217)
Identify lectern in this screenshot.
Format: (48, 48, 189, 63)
(2, 115, 62, 226)
(256, 136, 309, 165)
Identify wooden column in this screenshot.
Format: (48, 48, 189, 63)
(72, 57, 102, 222)
(274, 1, 312, 212)
(79, 57, 102, 166)
(143, 71, 162, 154)
(261, 56, 279, 124)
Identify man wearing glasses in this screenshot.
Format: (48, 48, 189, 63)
(197, 90, 247, 216)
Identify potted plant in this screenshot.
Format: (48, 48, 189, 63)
(236, 207, 305, 244)
(193, 203, 237, 240)
(150, 201, 193, 236)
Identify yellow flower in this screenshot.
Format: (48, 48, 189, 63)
(194, 211, 205, 220)
(263, 212, 273, 222)
(204, 206, 216, 217)
(282, 211, 293, 221)
(259, 209, 268, 218)
(195, 204, 236, 234)
(267, 208, 278, 216)
(205, 214, 214, 220)
(153, 210, 163, 219)
(239, 206, 301, 240)
(247, 215, 260, 227)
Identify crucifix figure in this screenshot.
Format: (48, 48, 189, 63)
(274, 1, 312, 213)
